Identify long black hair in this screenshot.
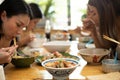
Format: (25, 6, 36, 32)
(88, 0, 116, 38)
(88, 0, 117, 49)
(29, 3, 43, 19)
(0, 0, 32, 35)
(111, 0, 120, 16)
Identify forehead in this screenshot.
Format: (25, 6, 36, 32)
(14, 14, 30, 26)
(87, 5, 97, 12)
(31, 18, 40, 21)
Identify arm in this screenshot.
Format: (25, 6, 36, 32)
(82, 18, 111, 49)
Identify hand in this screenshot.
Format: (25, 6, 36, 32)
(82, 18, 96, 32)
(22, 33, 35, 44)
(0, 45, 18, 64)
(29, 33, 36, 42)
(74, 26, 82, 34)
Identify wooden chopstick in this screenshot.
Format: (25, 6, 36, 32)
(13, 38, 17, 56)
(13, 38, 16, 46)
(103, 35, 120, 45)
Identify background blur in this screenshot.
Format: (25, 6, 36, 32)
(25, 0, 88, 30)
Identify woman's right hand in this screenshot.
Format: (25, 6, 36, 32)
(22, 33, 35, 45)
(82, 18, 96, 32)
(0, 45, 18, 64)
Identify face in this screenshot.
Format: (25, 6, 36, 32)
(1, 11, 30, 39)
(87, 5, 99, 27)
(27, 18, 40, 31)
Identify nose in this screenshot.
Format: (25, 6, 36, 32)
(17, 28, 23, 34)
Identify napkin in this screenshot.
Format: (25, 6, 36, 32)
(86, 72, 120, 80)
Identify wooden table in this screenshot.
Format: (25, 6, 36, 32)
(4, 41, 104, 80)
(4, 58, 103, 80)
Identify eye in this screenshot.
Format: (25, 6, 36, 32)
(16, 23, 21, 27)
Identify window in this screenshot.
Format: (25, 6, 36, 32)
(25, 0, 88, 30)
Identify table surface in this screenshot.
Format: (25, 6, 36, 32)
(4, 41, 104, 80)
(4, 62, 103, 80)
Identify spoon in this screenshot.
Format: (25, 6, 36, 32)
(114, 52, 118, 64)
(86, 39, 93, 45)
(85, 39, 94, 47)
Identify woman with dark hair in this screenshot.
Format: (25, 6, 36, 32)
(0, 0, 32, 64)
(27, 3, 43, 31)
(17, 3, 43, 47)
(82, 0, 120, 59)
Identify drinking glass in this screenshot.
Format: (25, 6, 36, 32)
(0, 65, 5, 80)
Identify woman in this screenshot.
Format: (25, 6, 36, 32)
(82, 0, 120, 59)
(0, 0, 32, 64)
(17, 3, 43, 47)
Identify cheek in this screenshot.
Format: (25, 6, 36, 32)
(5, 23, 17, 35)
(29, 22, 36, 28)
(94, 14, 99, 26)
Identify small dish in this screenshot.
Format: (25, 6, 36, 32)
(102, 59, 120, 73)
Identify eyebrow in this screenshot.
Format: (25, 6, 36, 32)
(17, 19, 25, 26)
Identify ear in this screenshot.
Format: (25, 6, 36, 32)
(1, 11, 7, 22)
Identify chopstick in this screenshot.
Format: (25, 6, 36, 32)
(103, 35, 120, 45)
(13, 38, 17, 56)
(13, 38, 16, 46)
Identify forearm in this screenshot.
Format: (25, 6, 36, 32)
(91, 30, 110, 49)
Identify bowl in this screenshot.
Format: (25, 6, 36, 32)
(79, 36, 92, 43)
(77, 42, 86, 49)
(43, 41, 71, 52)
(35, 52, 80, 66)
(11, 56, 35, 68)
(42, 58, 80, 80)
(79, 48, 110, 65)
(28, 38, 46, 48)
(102, 59, 120, 73)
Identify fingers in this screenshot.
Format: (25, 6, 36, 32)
(89, 18, 95, 25)
(82, 18, 96, 30)
(28, 33, 36, 42)
(30, 33, 36, 38)
(8, 45, 18, 55)
(0, 46, 18, 56)
(30, 36, 35, 41)
(83, 18, 96, 26)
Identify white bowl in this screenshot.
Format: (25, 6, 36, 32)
(77, 42, 86, 49)
(42, 58, 79, 80)
(43, 41, 71, 52)
(79, 48, 110, 65)
(85, 44, 95, 48)
(102, 59, 120, 73)
(28, 38, 46, 48)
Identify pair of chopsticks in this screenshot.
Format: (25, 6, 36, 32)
(13, 38, 17, 57)
(103, 35, 119, 63)
(103, 35, 120, 45)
